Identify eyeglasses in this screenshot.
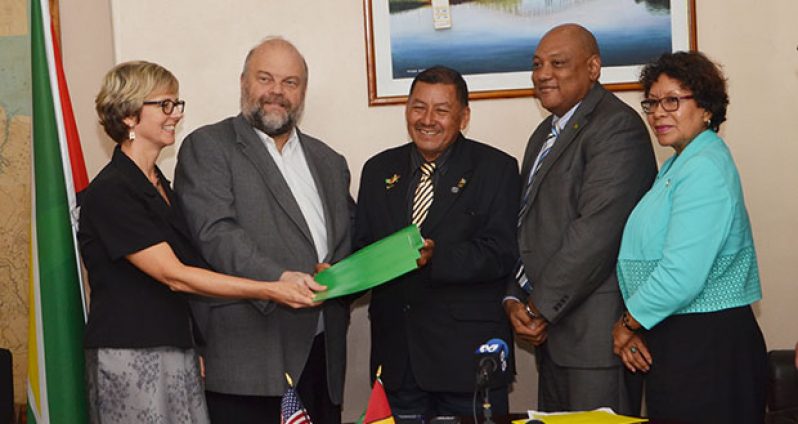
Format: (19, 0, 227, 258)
(641, 95, 693, 114)
(142, 99, 186, 115)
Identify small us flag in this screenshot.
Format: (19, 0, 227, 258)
(280, 387, 313, 424)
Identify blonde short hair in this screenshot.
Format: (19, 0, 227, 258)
(95, 61, 178, 143)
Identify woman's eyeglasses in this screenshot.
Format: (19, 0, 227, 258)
(142, 99, 186, 115)
(641, 95, 693, 114)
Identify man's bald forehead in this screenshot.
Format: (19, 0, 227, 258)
(242, 36, 308, 80)
(542, 24, 600, 57)
(253, 38, 299, 56)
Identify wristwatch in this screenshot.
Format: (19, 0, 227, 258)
(524, 303, 539, 319)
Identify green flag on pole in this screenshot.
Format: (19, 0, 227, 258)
(28, 0, 90, 422)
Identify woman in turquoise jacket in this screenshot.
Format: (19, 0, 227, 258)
(611, 51, 767, 423)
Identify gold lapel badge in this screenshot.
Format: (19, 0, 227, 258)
(451, 177, 467, 193)
(385, 174, 400, 190)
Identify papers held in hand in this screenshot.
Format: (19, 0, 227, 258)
(313, 225, 424, 301)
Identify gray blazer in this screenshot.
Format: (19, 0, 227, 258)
(174, 114, 353, 403)
(508, 84, 657, 368)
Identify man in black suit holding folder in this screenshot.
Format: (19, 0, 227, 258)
(354, 66, 520, 419)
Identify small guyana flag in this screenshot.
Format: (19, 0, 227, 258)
(357, 366, 395, 424)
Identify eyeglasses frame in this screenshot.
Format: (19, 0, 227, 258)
(142, 98, 186, 115)
(641, 95, 694, 114)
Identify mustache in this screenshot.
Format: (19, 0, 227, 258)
(258, 94, 291, 109)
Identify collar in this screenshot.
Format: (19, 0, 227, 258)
(409, 133, 461, 175)
(552, 101, 581, 133)
(678, 129, 720, 157)
(110, 145, 168, 194)
(660, 129, 721, 176)
(253, 127, 300, 155)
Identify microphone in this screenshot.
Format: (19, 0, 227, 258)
(474, 338, 509, 389)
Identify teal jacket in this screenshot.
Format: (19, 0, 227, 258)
(617, 130, 762, 329)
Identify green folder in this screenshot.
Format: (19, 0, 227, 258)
(313, 225, 424, 301)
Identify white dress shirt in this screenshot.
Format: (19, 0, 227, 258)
(255, 128, 329, 263)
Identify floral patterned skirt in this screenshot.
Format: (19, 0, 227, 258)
(85, 347, 209, 424)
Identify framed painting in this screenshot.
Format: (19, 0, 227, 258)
(364, 0, 696, 105)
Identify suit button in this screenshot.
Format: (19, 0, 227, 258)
(403, 304, 411, 312)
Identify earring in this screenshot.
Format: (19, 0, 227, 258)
(128, 129, 136, 141)
(705, 119, 711, 128)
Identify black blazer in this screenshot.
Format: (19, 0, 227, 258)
(79, 146, 206, 348)
(354, 135, 520, 392)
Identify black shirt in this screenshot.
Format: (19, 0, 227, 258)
(79, 146, 207, 348)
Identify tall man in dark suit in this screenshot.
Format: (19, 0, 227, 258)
(504, 24, 657, 414)
(174, 37, 353, 424)
(355, 66, 520, 419)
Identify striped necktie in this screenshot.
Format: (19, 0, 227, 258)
(515, 125, 559, 293)
(518, 127, 559, 225)
(412, 162, 436, 227)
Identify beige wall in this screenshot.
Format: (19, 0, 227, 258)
(60, 0, 115, 179)
(58, 0, 798, 420)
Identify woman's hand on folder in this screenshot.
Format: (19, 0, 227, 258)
(273, 271, 327, 308)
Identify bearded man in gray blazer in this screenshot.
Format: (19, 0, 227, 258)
(175, 37, 353, 424)
(504, 24, 657, 414)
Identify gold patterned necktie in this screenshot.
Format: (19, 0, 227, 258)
(412, 162, 436, 227)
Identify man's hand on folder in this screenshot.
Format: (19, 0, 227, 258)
(417, 239, 435, 267)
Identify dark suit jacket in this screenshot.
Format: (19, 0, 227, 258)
(507, 84, 657, 368)
(174, 115, 353, 403)
(80, 146, 204, 349)
(355, 135, 520, 392)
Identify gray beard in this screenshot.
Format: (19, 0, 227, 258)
(246, 105, 296, 137)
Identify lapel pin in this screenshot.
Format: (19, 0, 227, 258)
(451, 177, 467, 193)
(385, 174, 400, 190)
